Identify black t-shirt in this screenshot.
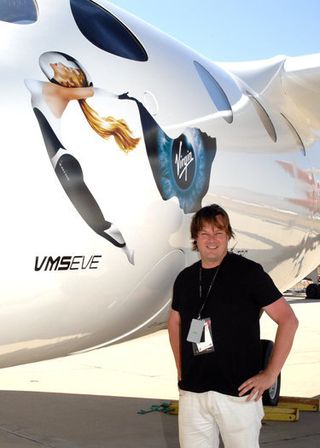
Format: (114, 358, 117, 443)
(172, 252, 282, 396)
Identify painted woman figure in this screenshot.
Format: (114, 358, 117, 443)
(25, 52, 139, 264)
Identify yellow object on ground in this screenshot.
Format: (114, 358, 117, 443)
(167, 396, 319, 422)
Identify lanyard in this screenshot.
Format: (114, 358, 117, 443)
(197, 263, 221, 319)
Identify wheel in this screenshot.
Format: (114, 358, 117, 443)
(306, 283, 320, 299)
(260, 339, 281, 406)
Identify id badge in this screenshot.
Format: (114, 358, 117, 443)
(187, 318, 204, 343)
(192, 318, 215, 355)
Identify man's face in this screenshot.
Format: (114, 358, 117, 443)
(196, 222, 229, 268)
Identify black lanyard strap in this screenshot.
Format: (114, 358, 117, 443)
(198, 264, 221, 319)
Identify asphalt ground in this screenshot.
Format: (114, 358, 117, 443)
(0, 298, 318, 447)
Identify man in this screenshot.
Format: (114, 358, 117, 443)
(168, 204, 298, 448)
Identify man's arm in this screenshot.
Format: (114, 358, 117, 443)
(168, 309, 182, 381)
(238, 297, 299, 401)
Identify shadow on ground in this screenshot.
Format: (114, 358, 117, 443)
(0, 390, 179, 448)
(0, 390, 319, 447)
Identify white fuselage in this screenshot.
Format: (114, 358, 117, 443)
(0, 0, 319, 367)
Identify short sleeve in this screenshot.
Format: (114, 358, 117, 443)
(171, 273, 182, 311)
(251, 263, 282, 308)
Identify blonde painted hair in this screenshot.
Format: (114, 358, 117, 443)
(50, 63, 140, 153)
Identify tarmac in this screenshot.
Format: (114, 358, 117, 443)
(0, 297, 318, 447)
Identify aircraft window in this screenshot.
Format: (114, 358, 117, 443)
(194, 61, 233, 123)
(0, 0, 38, 24)
(281, 113, 306, 156)
(70, 0, 148, 62)
(246, 91, 277, 143)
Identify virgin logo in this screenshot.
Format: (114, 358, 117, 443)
(175, 141, 194, 182)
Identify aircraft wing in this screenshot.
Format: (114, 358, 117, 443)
(222, 53, 320, 145)
(283, 54, 320, 137)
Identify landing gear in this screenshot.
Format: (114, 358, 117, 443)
(306, 283, 320, 299)
(261, 339, 281, 406)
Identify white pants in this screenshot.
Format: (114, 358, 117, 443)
(178, 390, 264, 448)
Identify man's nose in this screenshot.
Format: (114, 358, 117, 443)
(207, 234, 217, 242)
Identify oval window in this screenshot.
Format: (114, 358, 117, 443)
(0, 0, 38, 24)
(281, 113, 306, 155)
(246, 91, 277, 143)
(194, 60, 233, 123)
(70, 0, 148, 62)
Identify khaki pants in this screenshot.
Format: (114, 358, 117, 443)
(178, 389, 264, 448)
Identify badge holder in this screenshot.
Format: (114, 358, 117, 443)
(192, 318, 215, 356)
